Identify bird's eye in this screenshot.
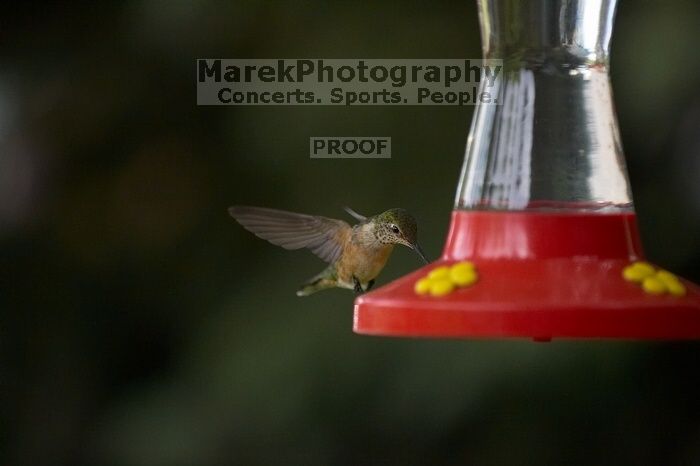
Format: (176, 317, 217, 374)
(390, 225, 400, 234)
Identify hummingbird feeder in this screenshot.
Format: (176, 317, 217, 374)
(353, 0, 700, 340)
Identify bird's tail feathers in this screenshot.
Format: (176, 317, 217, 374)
(296, 267, 337, 297)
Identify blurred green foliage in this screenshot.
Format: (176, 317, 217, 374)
(1, 1, 700, 465)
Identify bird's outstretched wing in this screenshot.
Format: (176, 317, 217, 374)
(228, 206, 351, 264)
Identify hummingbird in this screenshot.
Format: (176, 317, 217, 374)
(228, 205, 428, 296)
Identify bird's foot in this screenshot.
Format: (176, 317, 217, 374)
(353, 276, 363, 294)
(366, 279, 375, 292)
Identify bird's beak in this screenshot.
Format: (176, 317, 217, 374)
(412, 242, 429, 264)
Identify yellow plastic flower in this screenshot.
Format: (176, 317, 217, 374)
(623, 262, 686, 297)
(622, 262, 654, 283)
(450, 263, 478, 287)
(642, 277, 666, 295)
(415, 261, 479, 296)
(429, 278, 455, 297)
(427, 266, 450, 280)
(414, 277, 433, 295)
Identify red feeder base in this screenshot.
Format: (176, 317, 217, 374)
(353, 211, 700, 340)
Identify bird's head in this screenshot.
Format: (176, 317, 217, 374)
(372, 208, 428, 263)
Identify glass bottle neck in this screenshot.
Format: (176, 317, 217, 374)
(479, 0, 616, 65)
(456, 0, 632, 212)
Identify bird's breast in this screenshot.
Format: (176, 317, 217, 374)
(336, 242, 394, 284)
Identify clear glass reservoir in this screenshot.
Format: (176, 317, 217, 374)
(456, 0, 633, 211)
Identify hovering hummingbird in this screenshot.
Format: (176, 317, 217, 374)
(228, 206, 428, 296)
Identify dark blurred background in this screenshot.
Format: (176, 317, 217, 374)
(2, 1, 700, 465)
